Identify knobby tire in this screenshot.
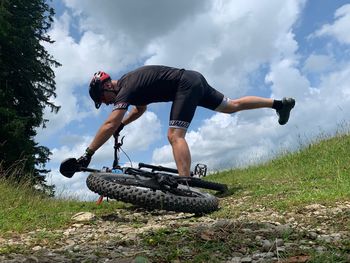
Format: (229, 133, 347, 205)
(86, 172, 219, 214)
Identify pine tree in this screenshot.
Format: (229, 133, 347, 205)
(0, 0, 61, 195)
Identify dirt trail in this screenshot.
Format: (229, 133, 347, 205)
(0, 201, 349, 262)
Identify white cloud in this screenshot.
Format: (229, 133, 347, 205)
(37, 9, 146, 140)
(265, 59, 311, 99)
(63, 0, 210, 41)
(35, 1, 350, 198)
(50, 136, 92, 165)
(50, 111, 161, 164)
(152, 111, 292, 170)
(313, 4, 350, 44)
(122, 111, 162, 151)
(152, 61, 350, 172)
(149, 1, 350, 172)
(48, 111, 161, 198)
(146, 0, 305, 97)
(39, 0, 306, 140)
(90, 111, 162, 164)
(303, 54, 335, 73)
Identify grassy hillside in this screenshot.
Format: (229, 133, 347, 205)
(0, 178, 126, 234)
(209, 132, 350, 216)
(0, 132, 350, 235)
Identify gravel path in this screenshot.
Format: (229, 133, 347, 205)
(0, 201, 349, 262)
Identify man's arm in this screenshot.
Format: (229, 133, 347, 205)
(122, 105, 147, 125)
(88, 109, 127, 152)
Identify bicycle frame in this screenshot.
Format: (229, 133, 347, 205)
(112, 134, 207, 177)
(61, 134, 207, 181)
(60, 134, 225, 211)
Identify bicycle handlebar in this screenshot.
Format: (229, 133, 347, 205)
(79, 167, 101, 173)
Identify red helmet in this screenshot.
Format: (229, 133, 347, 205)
(89, 71, 111, 109)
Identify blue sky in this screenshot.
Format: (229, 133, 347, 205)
(37, 0, 350, 199)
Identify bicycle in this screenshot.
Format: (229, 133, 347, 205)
(60, 134, 228, 214)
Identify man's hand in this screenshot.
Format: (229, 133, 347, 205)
(113, 123, 125, 138)
(77, 148, 94, 168)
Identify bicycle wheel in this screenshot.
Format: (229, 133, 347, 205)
(86, 172, 219, 214)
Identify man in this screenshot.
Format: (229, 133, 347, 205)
(77, 65, 295, 176)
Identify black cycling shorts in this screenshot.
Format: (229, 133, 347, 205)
(169, 70, 224, 130)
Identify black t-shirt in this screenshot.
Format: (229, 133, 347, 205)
(113, 65, 184, 110)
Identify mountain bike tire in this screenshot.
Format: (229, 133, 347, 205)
(86, 172, 219, 214)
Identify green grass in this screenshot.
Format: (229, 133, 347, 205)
(0, 177, 126, 234)
(0, 132, 349, 262)
(208, 132, 350, 214)
(1, 132, 350, 234)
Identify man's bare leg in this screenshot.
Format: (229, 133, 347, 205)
(217, 96, 295, 125)
(218, 96, 273, 113)
(167, 127, 191, 176)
